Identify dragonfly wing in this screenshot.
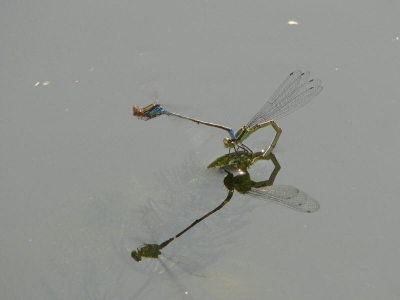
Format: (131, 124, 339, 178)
(247, 185, 320, 213)
(247, 71, 323, 127)
(136, 199, 165, 243)
(161, 252, 206, 278)
(267, 79, 322, 121)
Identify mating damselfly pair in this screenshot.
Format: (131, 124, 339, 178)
(133, 70, 323, 156)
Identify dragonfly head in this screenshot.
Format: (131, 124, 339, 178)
(131, 250, 142, 262)
(223, 137, 236, 148)
(132, 105, 144, 117)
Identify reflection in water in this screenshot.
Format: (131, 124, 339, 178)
(131, 153, 274, 265)
(130, 197, 214, 273)
(40, 151, 319, 299)
(129, 199, 208, 299)
(131, 151, 319, 297)
(131, 190, 233, 262)
(128, 155, 259, 299)
(209, 152, 320, 213)
(40, 178, 225, 300)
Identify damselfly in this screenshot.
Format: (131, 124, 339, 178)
(133, 70, 322, 156)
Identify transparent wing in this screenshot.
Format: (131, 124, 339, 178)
(247, 185, 320, 213)
(247, 71, 323, 127)
(161, 253, 206, 278)
(136, 199, 164, 243)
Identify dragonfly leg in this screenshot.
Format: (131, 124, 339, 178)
(261, 120, 282, 157)
(237, 143, 253, 153)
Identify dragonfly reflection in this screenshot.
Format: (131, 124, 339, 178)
(130, 199, 208, 300)
(133, 152, 318, 266)
(209, 151, 320, 213)
(131, 189, 234, 262)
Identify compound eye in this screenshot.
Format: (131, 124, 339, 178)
(132, 106, 144, 116)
